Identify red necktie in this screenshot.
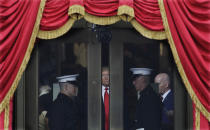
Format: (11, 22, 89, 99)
(104, 87, 109, 130)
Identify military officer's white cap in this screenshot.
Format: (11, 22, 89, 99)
(56, 74, 79, 83)
(130, 68, 152, 75)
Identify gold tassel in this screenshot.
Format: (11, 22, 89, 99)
(84, 13, 121, 25)
(68, 5, 85, 20)
(158, 0, 210, 121)
(0, 0, 47, 114)
(117, 5, 134, 22)
(195, 107, 200, 130)
(130, 19, 166, 40)
(4, 104, 9, 130)
(37, 19, 76, 39)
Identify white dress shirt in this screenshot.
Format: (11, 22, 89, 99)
(102, 85, 109, 102)
(137, 91, 141, 100)
(162, 89, 171, 102)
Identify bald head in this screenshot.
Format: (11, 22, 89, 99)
(154, 73, 170, 94)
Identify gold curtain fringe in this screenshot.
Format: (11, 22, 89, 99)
(130, 19, 166, 40)
(195, 108, 200, 130)
(2, 0, 209, 126)
(0, 0, 46, 114)
(4, 104, 9, 130)
(37, 19, 75, 39)
(0, 2, 168, 115)
(68, 5, 85, 20)
(158, 0, 210, 121)
(117, 5, 134, 22)
(84, 13, 121, 25)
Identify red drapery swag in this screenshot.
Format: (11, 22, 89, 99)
(40, 0, 70, 30)
(0, 0, 43, 129)
(134, 0, 164, 31)
(0, 0, 209, 129)
(159, 0, 210, 129)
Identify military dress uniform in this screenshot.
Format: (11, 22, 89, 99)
(47, 93, 79, 130)
(130, 68, 162, 130)
(134, 86, 162, 130)
(47, 74, 80, 130)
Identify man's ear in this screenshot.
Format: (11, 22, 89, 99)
(165, 82, 169, 89)
(64, 83, 68, 91)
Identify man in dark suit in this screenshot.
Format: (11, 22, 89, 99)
(130, 68, 162, 130)
(155, 73, 174, 130)
(47, 74, 80, 130)
(101, 67, 110, 130)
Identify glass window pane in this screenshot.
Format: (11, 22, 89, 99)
(38, 37, 88, 130)
(123, 41, 175, 130)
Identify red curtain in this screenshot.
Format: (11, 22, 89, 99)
(0, 0, 42, 129)
(84, 0, 118, 16)
(39, 0, 164, 32)
(193, 103, 210, 130)
(40, 0, 70, 31)
(161, 0, 210, 128)
(0, 0, 209, 129)
(163, 0, 210, 113)
(134, 0, 164, 31)
(119, 0, 133, 7)
(0, 0, 41, 105)
(69, 0, 84, 7)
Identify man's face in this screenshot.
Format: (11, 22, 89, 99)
(66, 83, 78, 97)
(154, 76, 167, 94)
(102, 70, 109, 87)
(133, 76, 145, 91)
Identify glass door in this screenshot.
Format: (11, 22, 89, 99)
(14, 23, 192, 130)
(108, 28, 191, 130)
